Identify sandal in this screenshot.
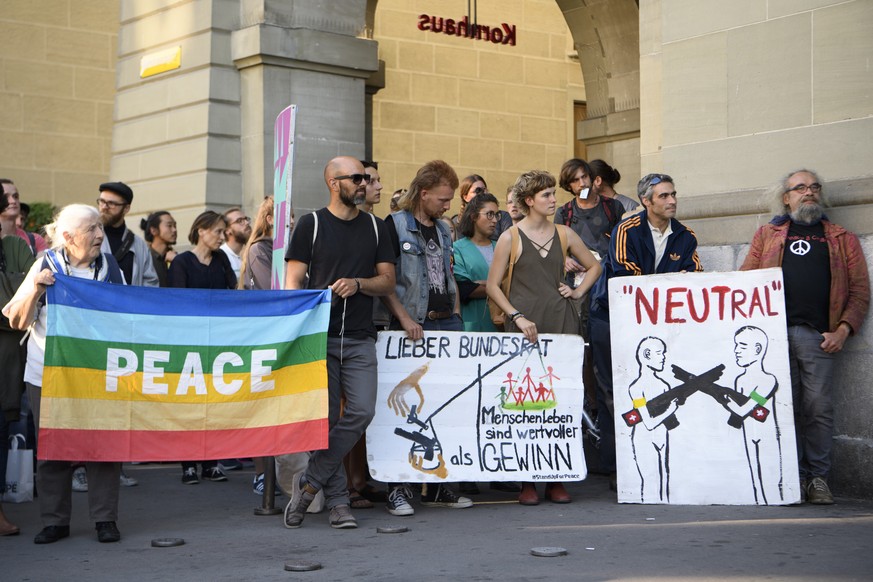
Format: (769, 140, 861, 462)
(0, 523, 20, 536)
(349, 489, 373, 509)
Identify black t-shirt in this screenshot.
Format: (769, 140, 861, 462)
(167, 250, 236, 290)
(286, 208, 393, 339)
(554, 198, 614, 259)
(104, 223, 135, 284)
(781, 221, 830, 332)
(385, 215, 453, 313)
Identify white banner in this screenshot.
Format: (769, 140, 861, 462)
(610, 268, 800, 505)
(368, 331, 588, 483)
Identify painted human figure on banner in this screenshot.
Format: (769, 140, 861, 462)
(625, 337, 679, 503)
(611, 269, 800, 505)
(724, 326, 784, 504)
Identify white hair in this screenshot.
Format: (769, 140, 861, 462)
(44, 204, 100, 249)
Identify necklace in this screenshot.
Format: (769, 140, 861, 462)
(60, 249, 98, 279)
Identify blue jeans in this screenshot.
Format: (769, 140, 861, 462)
(306, 337, 378, 509)
(422, 313, 464, 332)
(391, 313, 464, 333)
(787, 325, 836, 479)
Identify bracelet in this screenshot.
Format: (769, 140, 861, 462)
(509, 311, 524, 322)
(354, 278, 361, 294)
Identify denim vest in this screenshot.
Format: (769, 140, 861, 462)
(391, 210, 456, 323)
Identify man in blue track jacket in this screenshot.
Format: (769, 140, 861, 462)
(588, 173, 703, 488)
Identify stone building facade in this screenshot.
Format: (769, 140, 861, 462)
(1, 0, 871, 498)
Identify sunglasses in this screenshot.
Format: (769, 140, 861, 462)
(334, 174, 372, 185)
(644, 173, 673, 186)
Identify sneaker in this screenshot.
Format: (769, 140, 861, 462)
(799, 478, 808, 503)
(95, 521, 121, 543)
(72, 467, 88, 492)
(253, 473, 265, 495)
(806, 476, 834, 505)
(386, 486, 415, 516)
(421, 483, 473, 509)
(182, 467, 199, 485)
(119, 470, 138, 487)
(34, 525, 70, 544)
(329, 504, 358, 529)
(202, 466, 228, 482)
(284, 474, 318, 529)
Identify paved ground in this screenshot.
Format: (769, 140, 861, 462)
(2, 464, 873, 581)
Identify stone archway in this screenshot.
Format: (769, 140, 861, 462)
(558, 0, 642, 186)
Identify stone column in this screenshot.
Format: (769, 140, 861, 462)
(109, 0, 242, 229)
(232, 0, 378, 215)
(560, 0, 641, 183)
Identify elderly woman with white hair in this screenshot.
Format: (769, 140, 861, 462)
(2, 204, 126, 545)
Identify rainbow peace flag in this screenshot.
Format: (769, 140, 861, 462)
(39, 275, 329, 462)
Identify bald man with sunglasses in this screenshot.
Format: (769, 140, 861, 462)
(283, 156, 395, 530)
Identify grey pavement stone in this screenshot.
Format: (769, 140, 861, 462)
(3, 464, 873, 581)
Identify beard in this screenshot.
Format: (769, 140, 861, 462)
(790, 202, 823, 225)
(233, 230, 249, 245)
(339, 184, 366, 208)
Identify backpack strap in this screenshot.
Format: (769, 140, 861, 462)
(561, 200, 575, 226)
(113, 229, 135, 262)
(368, 212, 379, 244)
(101, 253, 125, 284)
(502, 226, 521, 299)
(556, 224, 569, 263)
(26, 232, 37, 257)
(308, 211, 319, 280)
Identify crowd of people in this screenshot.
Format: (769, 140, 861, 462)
(0, 155, 867, 542)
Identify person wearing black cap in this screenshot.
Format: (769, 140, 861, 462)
(97, 182, 158, 287)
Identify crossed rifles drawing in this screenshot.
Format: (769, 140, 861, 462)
(622, 364, 766, 430)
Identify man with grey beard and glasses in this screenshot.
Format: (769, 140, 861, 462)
(741, 169, 869, 505)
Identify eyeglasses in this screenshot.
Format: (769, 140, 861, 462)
(231, 216, 251, 225)
(334, 174, 372, 185)
(96, 198, 127, 208)
(478, 211, 498, 220)
(786, 183, 822, 195)
(472, 186, 486, 196)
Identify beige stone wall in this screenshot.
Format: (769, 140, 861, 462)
(642, 0, 873, 242)
(371, 0, 585, 216)
(110, 0, 242, 234)
(0, 0, 118, 208)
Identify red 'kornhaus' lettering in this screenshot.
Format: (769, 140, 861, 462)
(634, 284, 780, 325)
(418, 14, 517, 46)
